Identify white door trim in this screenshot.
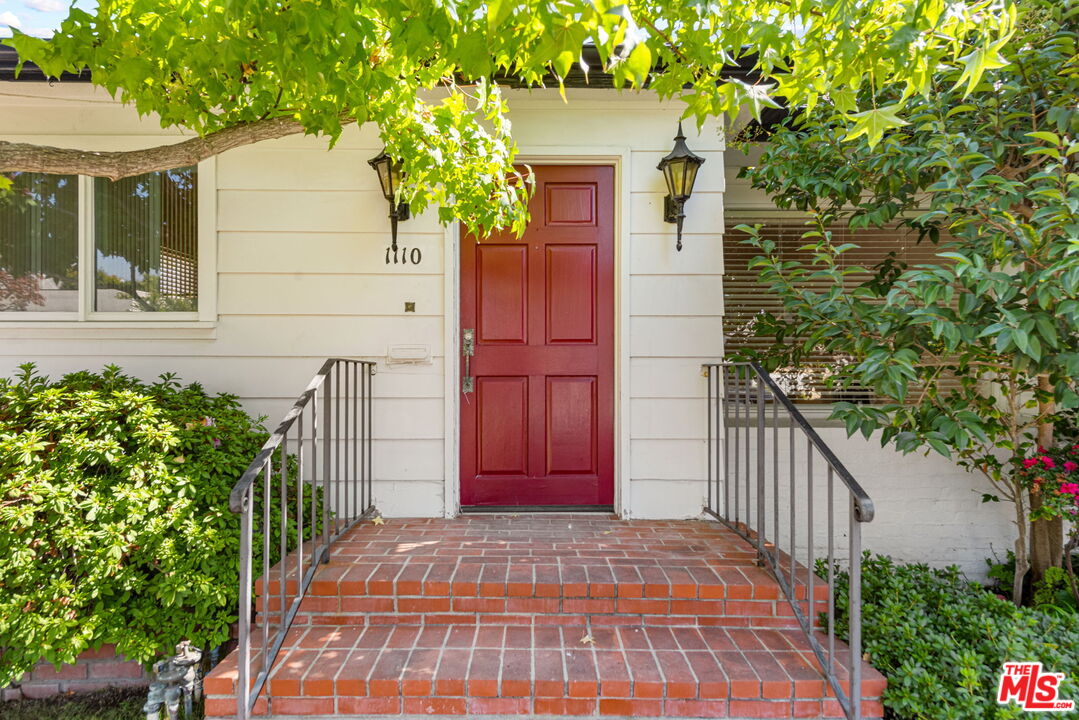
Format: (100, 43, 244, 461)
(442, 147, 633, 517)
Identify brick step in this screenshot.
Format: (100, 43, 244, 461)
(204, 623, 885, 718)
(256, 560, 828, 628)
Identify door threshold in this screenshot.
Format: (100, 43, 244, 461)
(460, 505, 614, 513)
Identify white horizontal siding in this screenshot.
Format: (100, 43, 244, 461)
(219, 233, 444, 274)
(630, 276, 724, 316)
(629, 191, 725, 235)
(217, 189, 443, 234)
(0, 316, 443, 357)
(630, 234, 725, 275)
(218, 275, 443, 316)
(629, 358, 713, 398)
(629, 317, 724, 357)
(723, 145, 774, 211)
(0, 356, 444, 399)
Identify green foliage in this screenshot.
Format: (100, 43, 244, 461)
(737, 0, 1079, 596)
(827, 554, 1079, 719)
(0, 364, 319, 686)
(1, 687, 149, 720)
(1032, 567, 1077, 615)
(986, 551, 1017, 595)
(1, 1, 1014, 233)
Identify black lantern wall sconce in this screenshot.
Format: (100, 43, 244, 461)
(368, 148, 410, 253)
(656, 122, 705, 251)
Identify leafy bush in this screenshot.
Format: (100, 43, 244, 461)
(827, 554, 1079, 719)
(1032, 567, 1078, 617)
(0, 364, 318, 686)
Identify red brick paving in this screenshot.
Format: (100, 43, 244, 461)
(208, 516, 884, 717)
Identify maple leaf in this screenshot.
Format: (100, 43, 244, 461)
(844, 104, 909, 148)
(371, 515, 385, 526)
(579, 634, 595, 645)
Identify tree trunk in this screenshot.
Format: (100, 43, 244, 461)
(1029, 375, 1063, 591)
(1064, 534, 1079, 610)
(1013, 484, 1031, 605)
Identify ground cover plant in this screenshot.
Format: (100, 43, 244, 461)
(828, 554, 1079, 720)
(0, 687, 150, 720)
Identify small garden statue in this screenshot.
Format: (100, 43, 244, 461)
(142, 643, 206, 720)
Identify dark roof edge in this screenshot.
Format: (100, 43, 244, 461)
(0, 45, 91, 82)
(1, 43, 758, 87)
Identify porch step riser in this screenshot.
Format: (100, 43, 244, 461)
(282, 615, 802, 630)
(207, 697, 887, 718)
(256, 596, 819, 629)
(256, 588, 824, 628)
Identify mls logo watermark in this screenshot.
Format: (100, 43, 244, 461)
(997, 662, 1075, 712)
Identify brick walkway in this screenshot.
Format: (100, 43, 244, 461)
(205, 515, 885, 718)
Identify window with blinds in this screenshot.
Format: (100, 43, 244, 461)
(723, 219, 944, 403)
(0, 167, 199, 318)
(0, 173, 79, 312)
(94, 168, 198, 312)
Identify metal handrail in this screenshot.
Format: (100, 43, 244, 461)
(747, 362, 874, 522)
(229, 358, 376, 719)
(702, 361, 874, 720)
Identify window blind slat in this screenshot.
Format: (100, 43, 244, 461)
(724, 221, 951, 403)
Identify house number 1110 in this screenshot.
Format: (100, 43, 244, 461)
(386, 246, 423, 265)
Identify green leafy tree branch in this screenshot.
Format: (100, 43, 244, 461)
(737, 0, 1078, 603)
(1, 0, 1015, 234)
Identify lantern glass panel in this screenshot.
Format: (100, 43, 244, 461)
(680, 160, 700, 199)
(377, 162, 393, 200)
(664, 160, 686, 199)
(388, 162, 402, 199)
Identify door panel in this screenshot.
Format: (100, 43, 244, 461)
(460, 165, 615, 507)
(477, 244, 528, 344)
(546, 376, 598, 476)
(545, 183, 597, 226)
(546, 245, 596, 344)
(476, 376, 529, 476)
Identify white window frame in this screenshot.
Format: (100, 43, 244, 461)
(1, 155, 216, 326)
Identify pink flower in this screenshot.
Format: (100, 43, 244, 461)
(1060, 483, 1079, 496)
(1022, 458, 1038, 469)
(1041, 456, 1056, 469)
(1064, 461, 1078, 473)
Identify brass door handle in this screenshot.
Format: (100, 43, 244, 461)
(462, 328, 474, 394)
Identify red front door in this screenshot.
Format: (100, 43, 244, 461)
(460, 165, 615, 507)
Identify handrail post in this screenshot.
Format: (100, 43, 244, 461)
(756, 374, 766, 561)
(321, 364, 332, 562)
(236, 489, 252, 720)
(849, 497, 863, 720)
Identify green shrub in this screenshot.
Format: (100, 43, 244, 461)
(0, 364, 319, 686)
(827, 554, 1079, 719)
